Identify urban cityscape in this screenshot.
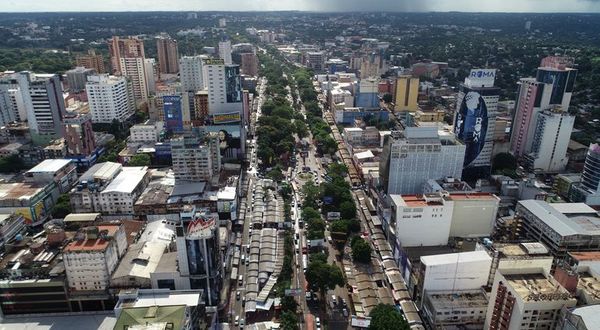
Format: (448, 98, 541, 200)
(1, 4, 600, 330)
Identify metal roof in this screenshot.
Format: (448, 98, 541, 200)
(63, 213, 101, 222)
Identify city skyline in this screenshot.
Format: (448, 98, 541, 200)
(3, 0, 600, 13)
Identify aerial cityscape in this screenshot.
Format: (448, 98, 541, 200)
(1, 4, 600, 330)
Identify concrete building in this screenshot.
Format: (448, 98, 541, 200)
(454, 69, 501, 178)
(0, 182, 59, 226)
(569, 143, 600, 206)
(510, 57, 577, 172)
(63, 224, 128, 292)
(0, 76, 27, 124)
(218, 40, 232, 65)
(156, 35, 179, 74)
(389, 193, 454, 247)
(24, 159, 77, 194)
(381, 128, 465, 195)
(86, 74, 135, 123)
(180, 55, 208, 92)
(76, 49, 106, 73)
(120, 56, 149, 103)
(306, 51, 326, 72)
(517, 200, 600, 261)
(560, 305, 600, 330)
(143, 58, 157, 96)
(66, 67, 96, 92)
(70, 162, 150, 215)
(193, 91, 209, 125)
(171, 134, 220, 182)
(108, 36, 145, 75)
(394, 75, 419, 113)
(240, 52, 259, 77)
(16, 72, 66, 145)
(63, 112, 96, 157)
(422, 290, 488, 330)
(484, 268, 576, 330)
(130, 120, 164, 143)
(203, 59, 244, 116)
(355, 78, 380, 109)
(447, 193, 500, 238)
(0, 213, 26, 251)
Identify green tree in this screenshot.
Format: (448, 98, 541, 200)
(340, 200, 357, 220)
(51, 193, 72, 219)
(351, 237, 372, 264)
(127, 153, 151, 166)
(266, 167, 284, 181)
(369, 304, 409, 330)
(492, 152, 518, 173)
(280, 296, 298, 313)
(302, 207, 321, 223)
(382, 93, 393, 103)
(305, 259, 344, 299)
(0, 155, 25, 173)
(280, 311, 299, 330)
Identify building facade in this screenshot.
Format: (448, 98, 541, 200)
(76, 49, 106, 73)
(394, 75, 419, 113)
(86, 74, 135, 123)
(156, 35, 179, 74)
(180, 55, 207, 92)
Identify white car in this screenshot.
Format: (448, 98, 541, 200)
(315, 317, 321, 327)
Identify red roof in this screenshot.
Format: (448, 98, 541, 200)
(64, 225, 120, 252)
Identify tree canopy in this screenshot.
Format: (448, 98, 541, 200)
(127, 153, 151, 166)
(369, 304, 409, 330)
(351, 237, 372, 264)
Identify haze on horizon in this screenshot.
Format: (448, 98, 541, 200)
(3, 0, 600, 13)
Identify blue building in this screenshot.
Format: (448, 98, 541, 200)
(164, 95, 184, 133)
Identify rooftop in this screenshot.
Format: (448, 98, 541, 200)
(446, 192, 499, 201)
(114, 305, 186, 330)
(0, 312, 116, 330)
(490, 242, 550, 257)
(426, 290, 488, 310)
(569, 305, 600, 328)
(102, 166, 148, 194)
(519, 200, 600, 237)
(421, 250, 491, 267)
(26, 159, 72, 173)
(391, 194, 445, 208)
(63, 213, 101, 223)
(64, 225, 120, 252)
(0, 182, 48, 201)
(505, 272, 573, 302)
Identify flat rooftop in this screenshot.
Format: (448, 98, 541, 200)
(0, 312, 116, 330)
(446, 192, 499, 201)
(102, 166, 147, 194)
(491, 242, 550, 257)
(427, 290, 488, 310)
(64, 225, 120, 252)
(0, 182, 48, 201)
(505, 273, 573, 302)
(26, 159, 72, 173)
(391, 194, 444, 208)
(519, 200, 600, 237)
(421, 250, 491, 267)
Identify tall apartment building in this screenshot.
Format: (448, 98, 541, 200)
(0, 74, 26, 124)
(203, 59, 244, 115)
(63, 224, 128, 292)
(394, 75, 419, 113)
(86, 74, 134, 123)
(380, 128, 465, 195)
(170, 134, 220, 182)
(180, 55, 207, 92)
(143, 58, 157, 96)
(120, 57, 149, 103)
(156, 35, 179, 74)
(193, 91, 209, 125)
(76, 49, 106, 73)
(355, 78, 380, 109)
(66, 67, 96, 92)
(510, 56, 577, 172)
(306, 51, 326, 72)
(108, 36, 145, 75)
(240, 52, 259, 76)
(484, 268, 576, 330)
(454, 69, 501, 178)
(218, 40, 232, 65)
(16, 72, 66, 145)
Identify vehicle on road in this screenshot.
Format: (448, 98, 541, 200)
(236, 291, 240, 300)
(238, 275, 243, 285)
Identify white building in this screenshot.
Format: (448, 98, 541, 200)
(119, 57, 148, 103)
(70, 162, 150, 215)
(446, 192, 500, 238)
(129, 120, 164, 143)
(382, 128, 465, 195)
(86, 74, 135, 123)
(0, 74, 27, 124)
(218, 40, 232, 65)
(203, 59, 244, 116)
(306, 51, 326, 71)
(389, 193, 454, 247)
(484, 268, 576, 330)
(343, 127, 363, 145)
(171, 134, 220, 182)
(524, 108, 575, 172)
(24, 159, 78, 194)
(143, 58, 157, 96)
(180, 55, 208, 92)
(63, 224, 128, 292)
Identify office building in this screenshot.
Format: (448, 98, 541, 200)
(76, 49, 105, 73)
(517, 200, 600, 261)
(175, 211, 222, 305)
(218, 40, 232, 65)
(63, 224, 128, 292)
(193, 91, 209, 125)
(108, 36, 145, 75)
(454, 69, 501, 178)
(510, 56, 577, 172)
(240, 52, 259, 76)
(156, 35, 179, 74)
(63, 112, 96, 157)
(66, 67, 96, 92)
(568, 143, 600, 206)
(70, 162, 150, 215)
(422, 290, 489, 330)
(130, 120, 164, 143)
(484, 268, 576, 330)
(306, 51, 326, 71)
(180, 55, 207, 92)
(163, 95, 185, 132)
(14, 72, 66, 145)
(0, 182, 60, 226)
(394, 75, 419, 113)
(203, 58, 244, 116)
(447, 193, 500, 238)
(560, 305, 600, 330)
(0, 76, 26, 125)
(86, 74, 135, 123)
(381, 128, 465, 195)
(355, 78, 380, 109)
(144, 58, 157, 96)
(171, 134, 220, 182)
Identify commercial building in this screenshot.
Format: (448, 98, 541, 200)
(130, 120, 164, 143)
(517, 200, 600, 261)
(156, 35, 179, 74)
(454, 69, 501, 178)
(86, 74, 135, 123)
(568, 143, 600, 206)
(0, 182, 59, 226)
(66, 67, 96, 92)
(334, 107, 389, 125)
(163, 94, 185, 133)
(108, 36, 145, 75)
(0, 75, 27, 124)
(63, 224, 128, 293)
(355, 78, 380, 109)
(306, 51, 326, 71)
(446, 193, 500, 238)
(24, 159, 77, 194)
(0, 213, 26, 250)
(380, 128, 465, 195)
(180, 55, 208, 92)
(394, 75, 419, 113)
(76, 49, 106, 73)
(560, 305, 600, 330)
(70, 162, 150, 215)
(193, 91, 209, 125)
(171, 133, 220, 182)
(203, 58, 244, 115)
(218, 40, 232, 65)
(484, 268, 576, 330)
(240, 52, 259, 77)
(144, 58, 157, 96)
(63, 112, 96, 157)
(510, 57, 577, 172)
(16, 72, 66, 145)
(422, 290, 488, 330)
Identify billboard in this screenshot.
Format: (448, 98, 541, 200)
(186, 215, 217, 240)
(327, 212, 341, 221)
(455, 91, 488, 167)
(213, 111, 241, 124)
(466, 69, 496, 88)
(163, 95, 184, 132)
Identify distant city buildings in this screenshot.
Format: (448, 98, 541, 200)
(66, 67, 96, 92)
(218, 40, 232, 65)
(76, 49, 106, 74)
(240, 52, 259, 77)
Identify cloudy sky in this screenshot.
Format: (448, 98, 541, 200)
(3, 0, 600, 12)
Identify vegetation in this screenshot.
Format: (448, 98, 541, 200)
(305, 256, 345, 299)
(351, 237, 372, 264)
(492, 152, 519, 178)
(51, 194, 72, 219)
(0, 155, 26, 173)
(368, 304, 409, 330)
(98, 139, 125, 163)
(280, 311, 299, 330)
(127, 153, 151, 166)
(0, 49, 73, 73)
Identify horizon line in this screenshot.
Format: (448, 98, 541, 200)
(0, 10, 599, 14)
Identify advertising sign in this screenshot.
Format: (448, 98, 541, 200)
(454, 91, 488, 167)
(467, 69, 496, 88)
(327, 212, 341, 221)
(225, 66, 242, 103)
(285, 289, 303, 296)
(186, 215, 216, 240)
(163, 95, 183, 132)
(213, 111, 242, 124)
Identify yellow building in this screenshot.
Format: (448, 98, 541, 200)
(394, 75, 419, 112)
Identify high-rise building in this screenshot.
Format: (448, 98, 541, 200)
(119, 57, 149, 103)
(240, 52, 259, 76)
(193, 91, 209, 125)
(156, 35, 179, 74)
(63, 112, 96, 156)
(143, 58, 157, 96)
(16, 72, 66, 145)
(86, 74, 135, 123)
(510, 56, 577, 172)
(218, 40, 232, 65)
(203, 59, 243, 115)
(380, 128, 465, 195)
(454, 69, 501, 178)
(581, 144, 600, 194)
(355, 78, 380, 109)
(66, 67, 96, 92)
(164, 95, 184, 133)
(170, 133, 220, 182)
(393, 75, 419, 113)
(306, 51, 326, 72)
(0, 74, 27, 124)
(76, 49, 106, 74)
(180, 55, 207, 92)
(108, 36, 145, 75)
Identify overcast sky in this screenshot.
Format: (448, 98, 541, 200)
(3, 0, 600, 12)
